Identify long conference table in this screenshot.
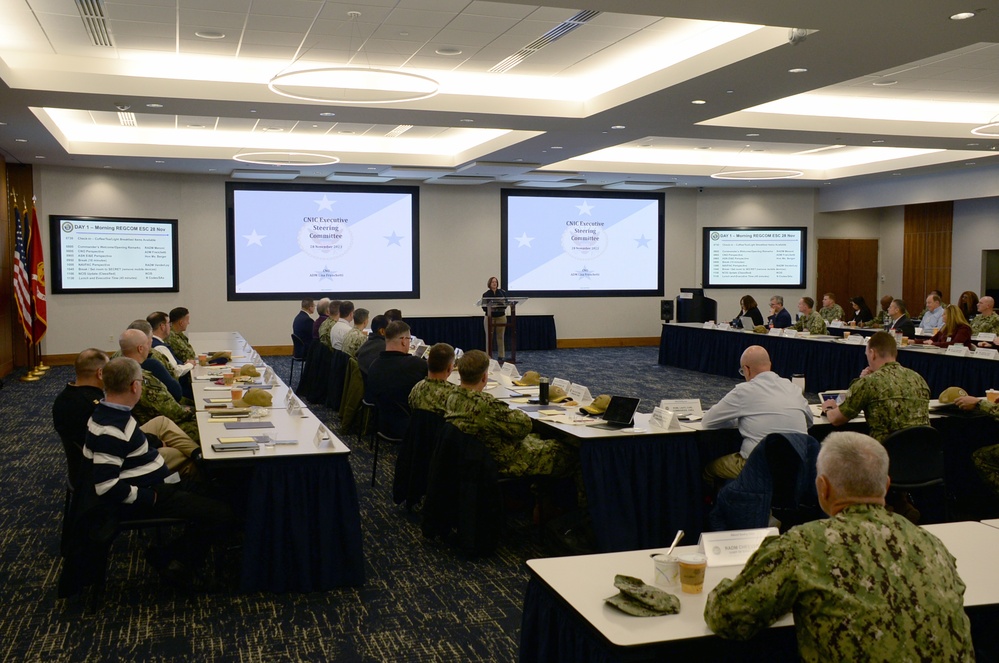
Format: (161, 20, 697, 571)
(658, 322, 999, 396)
(519, 520, 999, 662)
(187, 332, 364, 593)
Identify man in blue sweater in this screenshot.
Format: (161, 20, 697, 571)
(83, 356, 231, 587)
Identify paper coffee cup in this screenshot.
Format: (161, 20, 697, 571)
(223, 372, 234, 385)
(231, 387, 242, 401)
(678, 553, 707, 594)
(843, 331, 851, 339)
(987, 389, 999, 403)
(653, 554, 680, 589)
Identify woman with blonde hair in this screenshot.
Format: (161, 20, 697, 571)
(923, 304, 973, 348)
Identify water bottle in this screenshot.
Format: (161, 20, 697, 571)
(539, 377, 550, 405)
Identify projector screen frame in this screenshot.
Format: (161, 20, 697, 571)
(701, 225, 808, 289)
(225, 181, 421, 302)
(49, 214, 180, 295)
(500, 188, 665, 299)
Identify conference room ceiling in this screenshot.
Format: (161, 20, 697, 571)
(2, 0, 999, 189)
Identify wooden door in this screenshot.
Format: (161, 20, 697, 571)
(816, 238, 880, 319)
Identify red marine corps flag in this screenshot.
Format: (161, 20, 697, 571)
(29, 206, 48, 344)
(12, 207, 33, 342)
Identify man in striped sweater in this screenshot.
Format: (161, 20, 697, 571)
(83, 356, 231, 587)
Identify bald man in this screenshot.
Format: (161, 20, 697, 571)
(120, 328, 200, 441)
(972, 296, 999, 339)
(701, 345, 813, 481)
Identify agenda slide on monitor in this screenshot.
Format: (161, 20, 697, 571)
(702, 227, 807, 288)
(226, 183, 419, 300)
(501, 190, 664, 297)
(49, 215, 179, 294)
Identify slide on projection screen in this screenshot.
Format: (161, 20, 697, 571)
(501, 189, 664, 298)
(226, 183, 419, 301)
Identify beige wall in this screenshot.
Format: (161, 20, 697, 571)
(36, 165, 992, 355)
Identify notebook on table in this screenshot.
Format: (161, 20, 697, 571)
(590, 396, 641, 430)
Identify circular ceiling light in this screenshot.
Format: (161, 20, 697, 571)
(269, 67, 439, 104)
(195, 31, 225, 39)
(710, 169, 803, 181)
(435, 47, 462, 55)
(788, 68, 808, 74)
(971, 122, 999, 137)
(233, 151, 341, 166)
(146, 103, 164, 108)
(691, 99, 706, 105)
(950, 11, 975, 20)
(872, 79, 898, 86)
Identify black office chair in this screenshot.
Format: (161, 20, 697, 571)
(883, 425, 947, 522)
(290, 334, 307, 384)
(370, 401, 408, 487)
(393, 409, 445, 509)
(765, 433, 824, 532)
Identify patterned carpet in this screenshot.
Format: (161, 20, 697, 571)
(1, 347, 742, 662)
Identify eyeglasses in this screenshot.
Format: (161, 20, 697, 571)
(738, 366, 748, 377)
(400, 336, 412, 342)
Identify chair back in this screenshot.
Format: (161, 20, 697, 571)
(421, 422, 502, 556)
(291, 334, 307, 360)
(883, 426, 945, 488)
(393, 409, 446, 507)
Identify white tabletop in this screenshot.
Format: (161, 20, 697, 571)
(981, 519, 999, 530)
(529, 520, 999, 648)
(196, 407, 349, 461)
(191, 375, 294, 411)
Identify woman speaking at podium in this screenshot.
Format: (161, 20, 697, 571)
(482, 276, 508, 360)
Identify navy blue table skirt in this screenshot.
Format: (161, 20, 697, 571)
(240, 454, 365, 592)
(405, 315, 556, 352)
(659, 324, 999, 396)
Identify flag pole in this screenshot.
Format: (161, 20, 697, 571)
(29, 196, 48, 374)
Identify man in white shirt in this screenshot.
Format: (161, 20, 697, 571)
(920, 293, 944, 330)
(701, 345, 813, 481)
(146, 310, 194, 380)
(330, 300, 355, 351)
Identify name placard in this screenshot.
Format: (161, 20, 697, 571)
(767, 327, 781, 336)
(489, 359, 501, 374)
(828, 320, 844, 328)
(702, 321, 715, 329)
(567, 383, 592, 403)
(500, 362, 519, 378)
(698, 527, 779, 566)
(975, 332, 997, 343)
(915, 327, 924, 336)
(972, 348, 999, 360)
(658, 398, 703, 418)
(313, 426, 330, 449)
(650, 407, 682, 431)
(783, 329, 798, 338)
(945, 344, 969, 357)
(552, 377, 572, 392)
(845, 334, 866, 345)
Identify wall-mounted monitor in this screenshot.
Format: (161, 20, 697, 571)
(226, 182, 419, 301)
(49, 215, 179, 294)
(501, 189, 664, 297)
(702, 226, 807, 289)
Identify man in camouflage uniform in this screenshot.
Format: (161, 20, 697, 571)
(705, 432, 973, 662)
(342, 308, 369, 358)
(120, 328, 201, 442)
(409, 343, 459, 416)
(955, 392, 999, 498)
(817, 292, 844, 323)
(822, 331, 929, 442)
(318, 299, 340, 351)
(971, 296, 999, 336)
(791, 297, 827, 334)
(166, 306, 196, 364)
(444, 350, 575, 478)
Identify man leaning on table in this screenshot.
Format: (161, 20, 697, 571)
(704, 432, 973, 662)
(767, 296, 792, 329)
(792, 297, 827, 335)
(701, 345, 811, 482)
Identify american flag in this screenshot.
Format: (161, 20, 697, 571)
(13, 207, 33, 341)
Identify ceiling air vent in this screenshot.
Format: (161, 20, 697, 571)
(490, 10, 600, 73)
(76, 0, 114, 47)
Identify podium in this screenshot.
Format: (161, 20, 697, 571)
(476, 296, 529, 363)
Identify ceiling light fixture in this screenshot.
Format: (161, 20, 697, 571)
(950, 11, 975, 20)
(788, 68, 808, 74)
(269, 11, 439, 104)
(691, 99, 706, 105)
(971, 114, 999, 136)
(611, 125, 626, 130)
(435, 47, 462, 56)
(711, 169, 803, 181)
(146, 103, 164, 108)
(195, 31, 225, 39)
(233, 151, 341, 167)
(872, 79, 898, 86)
(319, 112, 336, 117)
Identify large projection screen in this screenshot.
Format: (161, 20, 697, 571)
(49, 215, 179, 294)
(702, 226, 807, 289)
(226, 182, 420, 301)
(501, 189, 664, 298)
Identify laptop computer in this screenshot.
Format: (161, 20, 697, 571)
(590, 396, 641, 430)
(414, 343, 430, 359)
(739, 316, 757, 330)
